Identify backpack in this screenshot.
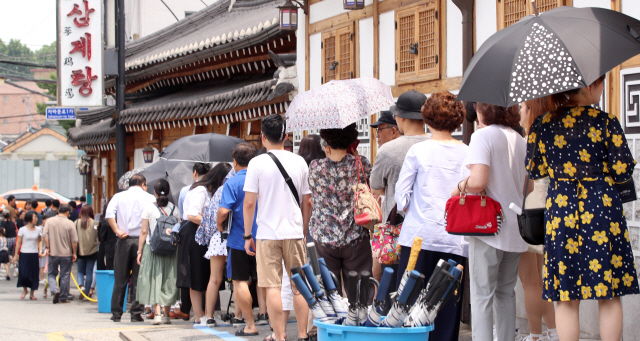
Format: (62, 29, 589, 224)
(149, 204, 179, 255)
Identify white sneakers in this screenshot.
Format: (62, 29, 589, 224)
(161, 316, 171, 324)
(151, 316, 162, 325)
(193, 317, 207, 327)
(519, 335, 549, 341)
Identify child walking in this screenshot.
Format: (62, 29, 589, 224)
(0, 229, 10, 280)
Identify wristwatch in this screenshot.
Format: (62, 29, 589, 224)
(137, 251, 142, 255)
(242, 233, 253, 240)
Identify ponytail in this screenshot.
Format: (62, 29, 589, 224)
(154, 179, 171, 207)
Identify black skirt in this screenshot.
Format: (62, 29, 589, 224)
(176, 221, 210, 292)
(0, 250, 9, 264)
(17, 252, 40, 290)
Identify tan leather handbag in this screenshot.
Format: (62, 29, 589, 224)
(352, 156, 382, 231)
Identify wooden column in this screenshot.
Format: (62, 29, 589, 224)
(608, 0, 622, 118)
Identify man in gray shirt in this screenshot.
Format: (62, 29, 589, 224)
(371, 91, 429, 221)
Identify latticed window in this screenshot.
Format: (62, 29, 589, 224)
(498, 0, 567, 30)
(395, 0, 440, 85)
(321, 25, 355, 84)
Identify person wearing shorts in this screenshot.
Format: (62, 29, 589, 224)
(243, 114, 311, 341)
(218, 143, 260, 336)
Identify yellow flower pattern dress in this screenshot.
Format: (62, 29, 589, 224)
(526, 106, 639, 301)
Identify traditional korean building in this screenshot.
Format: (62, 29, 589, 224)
(67, 0, 297, 212)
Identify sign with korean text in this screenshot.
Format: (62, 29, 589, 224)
(46, 107, 76, 120)
(58, 0, 103, 107)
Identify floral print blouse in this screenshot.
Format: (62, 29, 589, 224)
(309, 154, 372, 248)
(195, 168, 236, 246)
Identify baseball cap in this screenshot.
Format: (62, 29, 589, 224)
(370, 110, 397, 128)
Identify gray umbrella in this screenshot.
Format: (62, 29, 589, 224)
(117, 167, 145, 190)
(158, 133, 246, 162)
(457, 6, 640, 107)
(140, 160, 194, 204)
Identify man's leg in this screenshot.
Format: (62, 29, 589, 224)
(111, 239, 131, 318)
(283, 239, 309, 339)
(234, 280, 257, 333)
(59, 257, 73, 301)
(256, 240, 285, 341)
(128, 238, 144, 317)
(48, 256, 60, 296)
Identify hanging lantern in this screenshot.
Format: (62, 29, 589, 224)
(278, 0, 299, 31)
(143, 145, 155, 163)
(343, 0, 364, 10)
(78, 159, 91, 176)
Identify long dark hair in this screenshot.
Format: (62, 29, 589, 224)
(154, 179, 171, 207)
(80, 205, 94, 230)
(298, 134, 325, 166)
(191, 163, 232, 193)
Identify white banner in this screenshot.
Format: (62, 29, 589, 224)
(58, 0, 103, 107)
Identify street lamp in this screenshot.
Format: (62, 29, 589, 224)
(143, 145, 155, 163)
(278, 0, 307, 31)
(343, 0, 365, 10)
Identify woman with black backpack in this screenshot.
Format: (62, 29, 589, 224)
(136, 179, 181, 325)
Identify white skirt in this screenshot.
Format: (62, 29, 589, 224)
(204, 231, 227, 259)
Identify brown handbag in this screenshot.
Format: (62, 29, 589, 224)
(352, 156, 382, 231)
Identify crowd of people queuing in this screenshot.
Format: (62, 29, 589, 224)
(1, 75, 638, 341)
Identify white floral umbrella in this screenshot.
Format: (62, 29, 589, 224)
(286, 77, 395, 132)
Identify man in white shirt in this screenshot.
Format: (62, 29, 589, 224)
(243, 114, 311, 341)
(106, 174, 156, 322)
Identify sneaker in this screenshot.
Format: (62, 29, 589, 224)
(231, 317, 246, 325)
(161, 316, 172, 325)
(52, 292, 60, 304)
(193, 317, 207, 327)
(5, 275, 9, 281)
(547, 331, 559, 341)
(519, 336, 548, 341)
(206, 318, 216, 327)
(151, 315, 162, 325)
(256, 313, 269, 325)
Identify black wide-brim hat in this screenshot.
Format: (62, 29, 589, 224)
(390, 90, 427, 120)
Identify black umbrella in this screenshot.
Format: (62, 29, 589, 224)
(140, 159, 194, 204)
(457, 6, 640, 108)
(158, 133, 246, 162)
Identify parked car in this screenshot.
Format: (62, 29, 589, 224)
(0, 186, 78, 212)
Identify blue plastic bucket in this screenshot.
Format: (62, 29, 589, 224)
(95, 270, 128, 313)
(314, 319, 433, 341)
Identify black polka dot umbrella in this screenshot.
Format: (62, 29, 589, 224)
(457, 6, 640, 108)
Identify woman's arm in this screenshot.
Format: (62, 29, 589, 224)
(14, 235, 22, 261)
(188, 215, 202, 225)
(137, 218, 149, 265)
(37, 235, 43, 257)
(451, 164, 490, 197)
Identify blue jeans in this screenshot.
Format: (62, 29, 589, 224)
(77, 257, 96, 296)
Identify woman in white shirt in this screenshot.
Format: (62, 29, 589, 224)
(451, 103, 532, 341)
(177, 163, 231, 327)
(14, 211, 43, 300)
(136, 179, 181, 325)
(394, 91, 468, 341)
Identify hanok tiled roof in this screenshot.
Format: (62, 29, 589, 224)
(124, 0, 284, 71)
(77, 106, 116, 126)
(118, 72, 288, 127)
(67, 119, 115, 147)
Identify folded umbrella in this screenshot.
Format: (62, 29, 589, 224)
(457, 6, 640, 108)
(285, 77, 395, 133)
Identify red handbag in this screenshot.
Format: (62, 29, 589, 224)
(445, 178, 503, 236)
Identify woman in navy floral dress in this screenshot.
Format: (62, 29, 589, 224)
(525, 76, 639, 340)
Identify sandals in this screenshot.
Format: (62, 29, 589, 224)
(20, 293, 26, 299)
(263, 332, 287, 341)
(30, 296, 37, 300)
(235, 327, 259, 337)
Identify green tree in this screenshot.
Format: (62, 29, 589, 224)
(0, 38, 34, 79)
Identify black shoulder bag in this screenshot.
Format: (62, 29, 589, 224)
(518, 128, 546, 246)
(268, 152, 301, 209)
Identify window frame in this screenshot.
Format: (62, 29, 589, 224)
(395, 0, 441, 85)
(321, 23, 356, 84)
(497, 0, 568, 30)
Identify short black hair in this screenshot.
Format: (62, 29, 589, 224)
(80, 196, 86, 202)
(59, 204, 71, 214)
(193, 163, 211, 176)
(45, 199, 52, 207)
(129, 174, 147, 187)
(25, 211, 37, 224)
(231, 143, 258, 167)
(261, 114, 286, 144)
(6, 195, 15, 202)
(69, 201, 77, 208)
(52, 200, 60, 209)
(319, 123, 359, 150)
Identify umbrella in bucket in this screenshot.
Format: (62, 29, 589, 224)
(285, 77, 395, 132)
(457, 5, 640, 108)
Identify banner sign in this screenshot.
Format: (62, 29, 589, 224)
(58, 0, 103, 107)
(46, 107, 76, 120)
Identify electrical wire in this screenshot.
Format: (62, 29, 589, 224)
(159, 0, 179, 21)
